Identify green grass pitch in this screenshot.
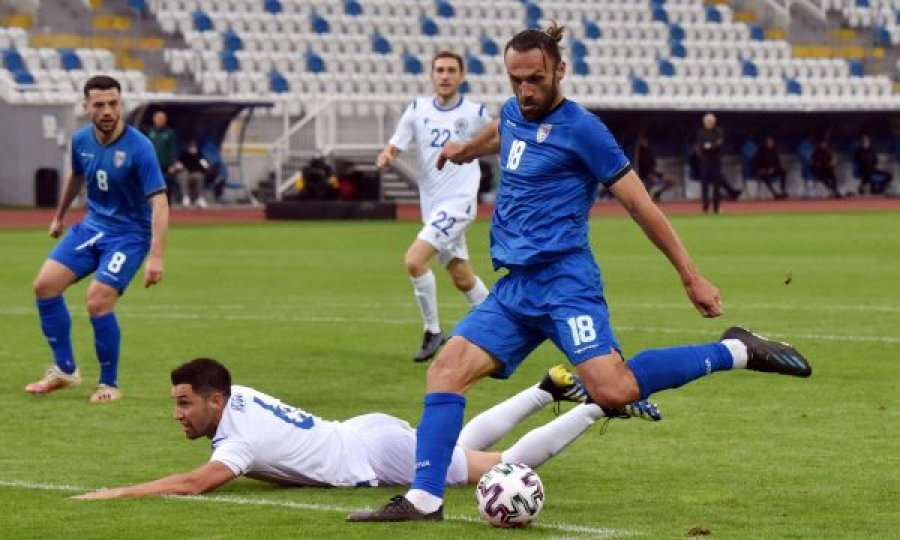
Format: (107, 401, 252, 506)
(0, 211, 898, 539)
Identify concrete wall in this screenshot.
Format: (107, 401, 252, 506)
(0, 101, 75, 206)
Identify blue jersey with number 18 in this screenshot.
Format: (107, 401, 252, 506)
(70, 124, 166, 237)
(492, 98, 631, 269)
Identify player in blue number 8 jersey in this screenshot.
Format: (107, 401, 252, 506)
(352, 23, 813, 522)
(25, 75, 169, 403)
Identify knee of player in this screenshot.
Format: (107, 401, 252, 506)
(85, 293, 116, 317)
(450, 272, 474, 291)
(582, 377, 639, 409)
(33, 277, 55, 298)
(404, 255, 427, 276)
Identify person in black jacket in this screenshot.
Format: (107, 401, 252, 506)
(694, 113, 740, 213)
(173, 139, 209, 208)
(810, 139, 842, 198)
(853, 135, 892, 195)
(753, 136, 788, 199)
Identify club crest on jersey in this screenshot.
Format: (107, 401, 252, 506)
(113, 150, 126, 168)
(230, 393, 246, 412)
(536, 124, 553, 143)
(453, 117, 468, 135)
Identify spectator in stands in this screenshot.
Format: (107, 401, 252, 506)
(694, 113, 740, 213)
(173, 139, 209, 208)
(753, 135, 788, 199)
(853, 135, 892, 195)
(145, 111, 179, 204)
(810, 138, 842, 198)
(636, 135, 677, 202)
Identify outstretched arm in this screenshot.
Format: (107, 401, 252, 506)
(49, 173, 85, 238)
(437, 119, 500, 170)
(73, 461, 236, 499)
(144, 192, 169, 288)
(376, 144, 402, 169)
(610, 170, 722, 318)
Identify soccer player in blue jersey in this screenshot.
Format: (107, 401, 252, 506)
(25, 75, 169, 403)
(349, 24, 812, 522)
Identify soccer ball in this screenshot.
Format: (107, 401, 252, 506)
(475, 462, 545, 528)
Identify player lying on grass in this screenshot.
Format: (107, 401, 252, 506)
(74, 358, 659, 499)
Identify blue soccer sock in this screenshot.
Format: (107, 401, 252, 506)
(410, 392, 466, 499)
(626, 342, 733, 400)
(90, 312, 121, 387)
(36, 296, 76, 374)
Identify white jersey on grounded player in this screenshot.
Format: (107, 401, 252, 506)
(210, 385, 378, 487)
(389, 96, 492, 216)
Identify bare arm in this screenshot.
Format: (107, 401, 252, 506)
(73, 461, 236, 499)
(376, 144, 402, 169)
(437, 119, 500, 170)
(49, 173, 85, 238)
(610, 171, 722, 318)
(144, 192, 169, 288)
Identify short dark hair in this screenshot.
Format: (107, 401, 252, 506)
(171, 358, 232, 398)
(505, 22, 566, 67)
(83, 75, 122, 99)
(431, 50, 464, 72)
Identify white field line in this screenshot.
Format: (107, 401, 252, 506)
(0, 479, 633, 538)
(1, 306, 897, 344)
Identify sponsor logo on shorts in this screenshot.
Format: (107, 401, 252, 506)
(574, 343, 599, 355)
(100, 272, 120, 281)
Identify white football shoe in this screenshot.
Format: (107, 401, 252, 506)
(89, 384, 122, 403)
(25, 366, 81, 394)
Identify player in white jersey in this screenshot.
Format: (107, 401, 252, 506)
(376, 51, 493, 362)
(74, 358, 660, 499)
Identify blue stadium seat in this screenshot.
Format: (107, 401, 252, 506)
(742, 60, 758, 77)
(749, 24, 764, 41)
(269, 70, 289, 93)
(653, 7, 669, 24)
(58, 48, 82, 71)
(371, 33, 391, 55)
(128, 0, 147, 16)
(873, 25, 890, 46)
(669, 23, 684, 41)
(306, 50, 326, 73)
(632, 77, 649, 95)
(403, 53, 422, 75)
(421, 16, 439, 36)
(584, 19, 601, 39)
(220, 51, 240, 72)
(658, 58, 675, 77)
(847, 59, 864, 77)
(855, 0, 869, 6)
(785, 77, 802, 95)
(670, 42, 686, 58)
(460, 80, 470, 94)
(344, 0, 362, 16)
(466, 54, 484, 75)
(571, 39, 587, 59)
(192, 10, 213, 32)
(481, 35, 499, 56)
(706, 6, 722, 23)
(3, 48, 25, 72)
(436, 0, 454, 18)
(12, 68, 34, 85)
(312, 12, 330, 34)
(264, 0, 282, 14)
(525, 2, 542, 21)
(572, 59, 589, 76)
(223, 30, 243, 52)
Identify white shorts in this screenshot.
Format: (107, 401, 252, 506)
(417, 199, 476, 267)
(344, 413, 468, 487)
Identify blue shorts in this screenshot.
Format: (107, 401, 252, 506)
(452, 250, 620, 379)
(49, 222, 150, 294)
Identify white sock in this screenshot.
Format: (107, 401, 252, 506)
(721, 338, 748, 369)
(462, 276, 489, 307)
(458, 385, 553, 451)
(411, 270, 440, 333)
(405, 488, 443, 513)
(500, 403, 606, 469)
